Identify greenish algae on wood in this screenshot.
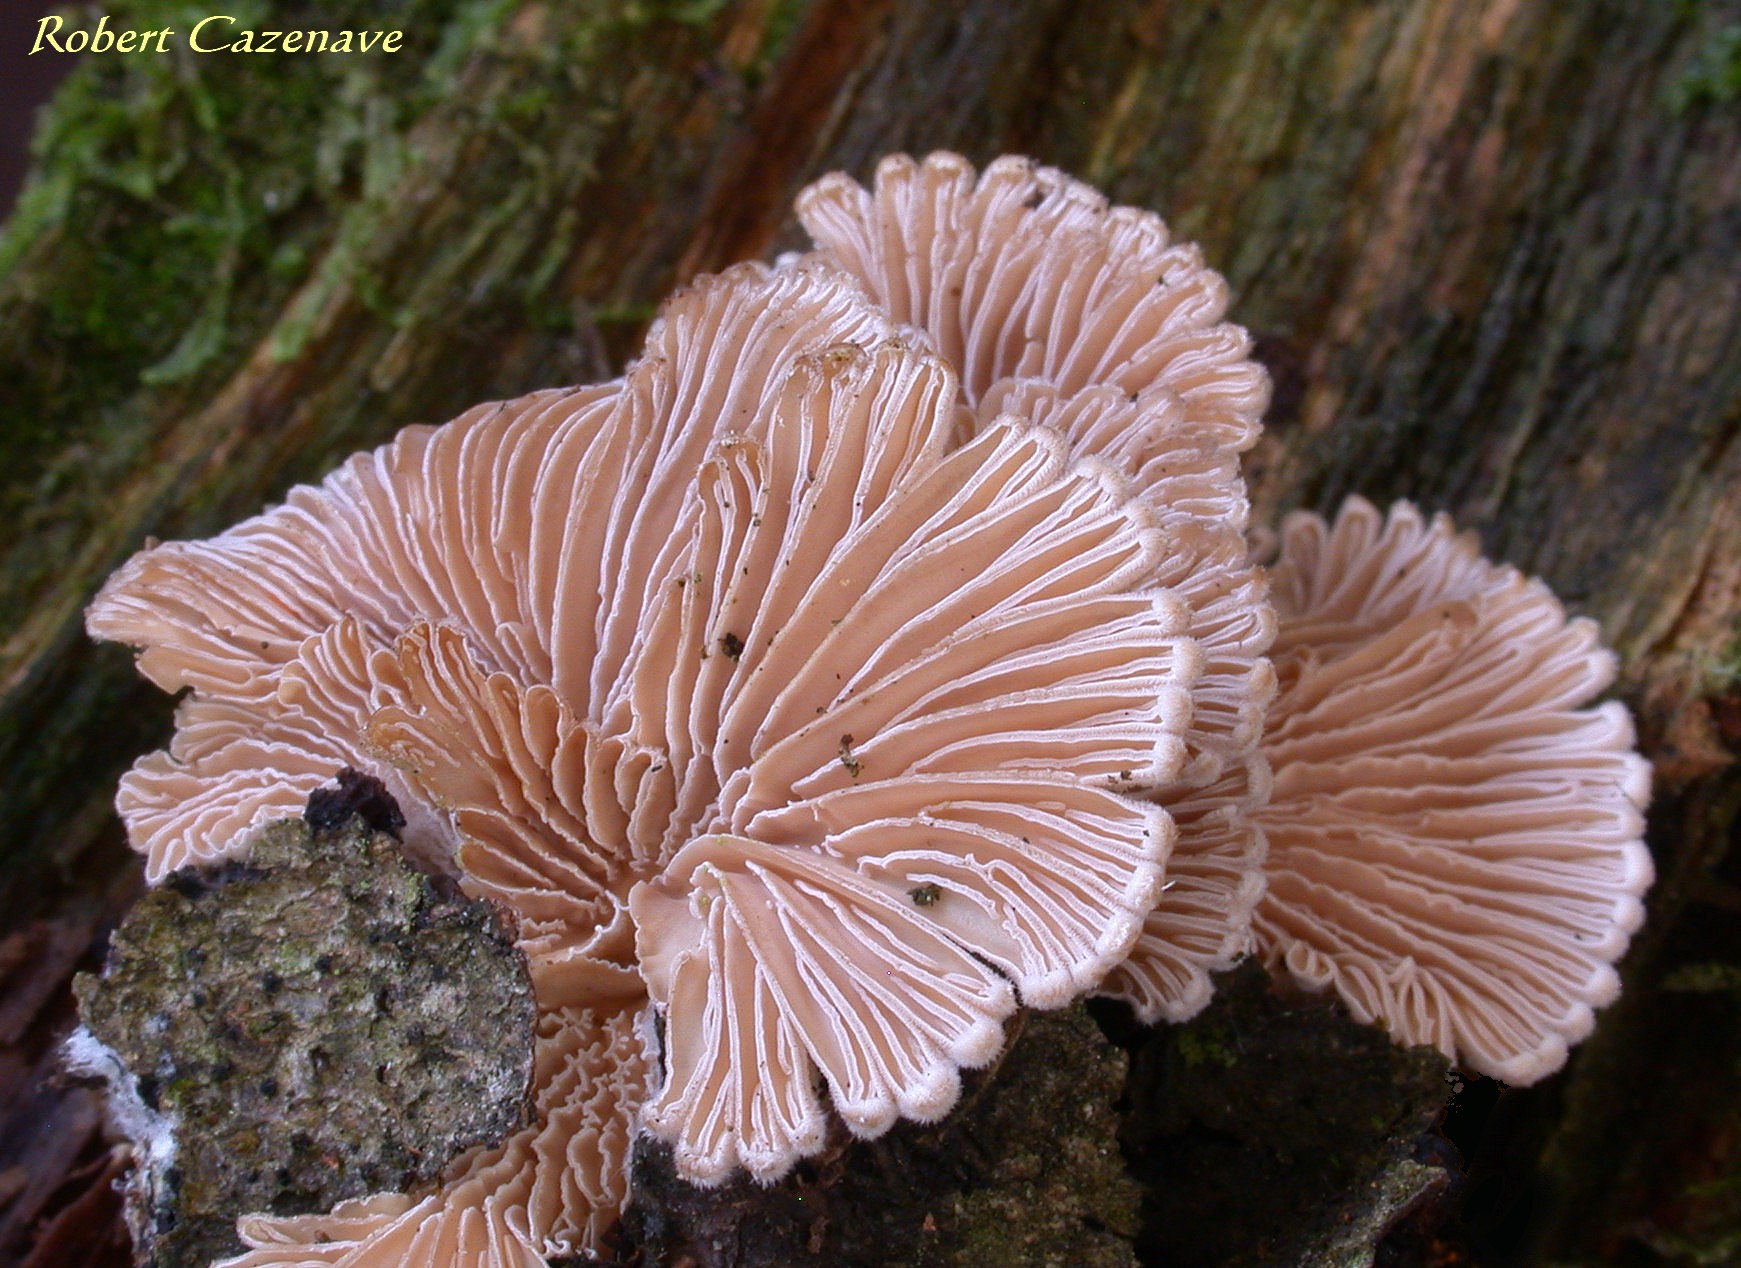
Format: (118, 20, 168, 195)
(621, 1005, 1140, 1268)
(5, 0, 1741, 1263)
(73, 812, 535, 1268)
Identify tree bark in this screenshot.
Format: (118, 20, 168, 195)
(3, 0, 1738, 1263)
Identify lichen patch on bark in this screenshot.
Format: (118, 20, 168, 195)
(73, 813, 535, 1268)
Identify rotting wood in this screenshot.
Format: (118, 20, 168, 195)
(3, 0, 1738, 1263)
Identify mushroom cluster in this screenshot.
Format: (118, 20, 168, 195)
(1251, 496, 1652, 1084)
(85, 153, 1652, 1265)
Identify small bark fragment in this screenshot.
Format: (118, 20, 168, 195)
(1119, 961, 1455, 1267)
(72, 813, 536, 1268)
(619, 1004, 1139, 1267)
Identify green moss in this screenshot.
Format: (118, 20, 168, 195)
(1175, 1026, 1240, 1070)
(591, 300, 661, 326)
(757, 0, 810, 71)
(0, 0, 487, 585)
(668, 0, 732, 25)
(0, 0, 715, 535)
(1701, 630, 1741, 691)
(1670, 23, 1741, 112)
(416, 0, 518, 93)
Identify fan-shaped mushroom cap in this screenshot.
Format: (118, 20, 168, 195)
(795, 152, 1276, 1021)
(219, 1005, 651, 1267)
(600, 335, 1198, 1183)
(796, 152, 1267, 447)
(91, 257, 1210, 1223)
(85, 378, 616, 881)
(1099, 755, 1271, 1023)
(84, 262, 899, 879)
(1252, 497, 1653, 1084)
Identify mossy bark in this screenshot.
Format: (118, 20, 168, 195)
(74, 812, 536, 1268)
(620, 1006, 1142, 1268)
(3, 0, 1739, 1264)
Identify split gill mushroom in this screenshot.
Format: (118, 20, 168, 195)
(1250, 496, 1654, 1085)
(789, 152, 1652, 1075)
(82, 151, 1655, 1266)
(793, 152, 1279, 1023)
(90, 259, 1208, 1262)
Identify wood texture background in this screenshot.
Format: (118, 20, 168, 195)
(2, 0, 1738, 1262)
